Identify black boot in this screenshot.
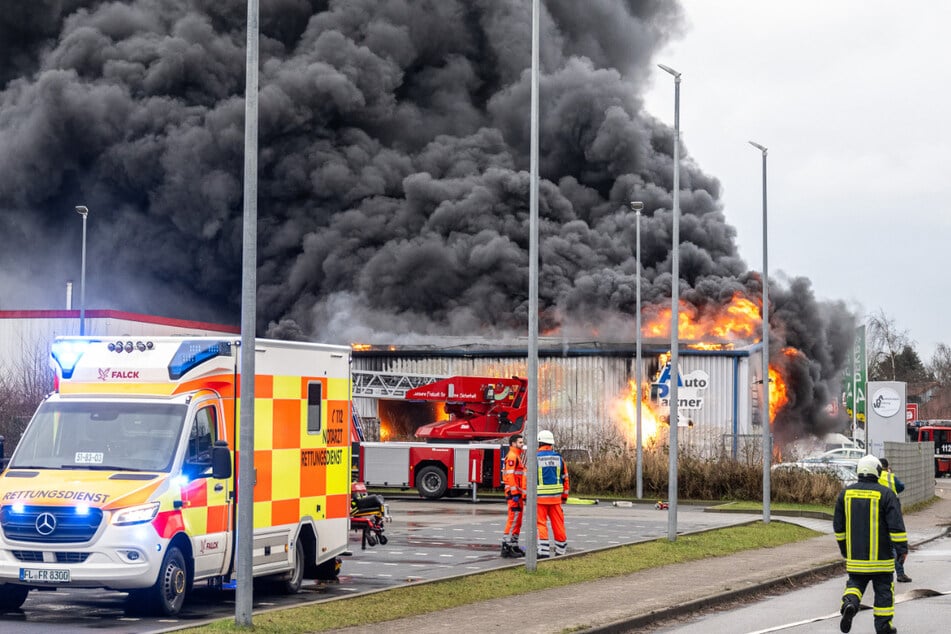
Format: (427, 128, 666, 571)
(500, 542, 513, 558)
(840, 601, 858, 633)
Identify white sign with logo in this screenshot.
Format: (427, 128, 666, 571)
(653, 364, 710, 425)
(866, 381, 907, 456)
(871, 387, 901, 418)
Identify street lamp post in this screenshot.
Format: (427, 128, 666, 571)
(630, 201, 645, 499)
(658, 63, 681, 542)
(74, 206, 89, 336)
(749, 140, 771, 524)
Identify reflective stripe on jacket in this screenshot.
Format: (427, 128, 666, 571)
(503, 446, 526, 496)
(833, 478, 908, 574)
(878, 471, 904, 494)
(536, 445, 569, 502)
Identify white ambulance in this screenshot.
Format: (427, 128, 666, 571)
(0, 336, 351, 615)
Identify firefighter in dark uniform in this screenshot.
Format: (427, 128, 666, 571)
(834, 454, 908, 634)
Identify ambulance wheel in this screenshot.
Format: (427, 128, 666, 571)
(416, 465, 448, 499)
(0, 584, 28, 611)
(281, 540, 304, 594)
(147, 546, 188, 616)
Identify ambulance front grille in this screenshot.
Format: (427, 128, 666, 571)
(0, 506, 103, 543)
(11, 550, 43, 562)
(10, 550, 91, 563)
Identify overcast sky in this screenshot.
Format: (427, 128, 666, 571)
(642, 0, 949, 361)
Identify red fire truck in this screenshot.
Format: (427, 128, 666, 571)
(917, 425, 951, 477)
(355, 375, 527, 499)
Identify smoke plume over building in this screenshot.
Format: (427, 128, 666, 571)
(0, 1, 855, 439)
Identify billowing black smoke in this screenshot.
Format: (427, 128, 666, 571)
(0, 1, 853, 439)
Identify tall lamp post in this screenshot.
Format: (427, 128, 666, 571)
(522, 0, 541, 572)
(630, 201, 645, 499)
(74, 206, 89, 336)
(658, 63, 681, 542)
(749, 140, 771, 524)
(236, 0, 260, 625)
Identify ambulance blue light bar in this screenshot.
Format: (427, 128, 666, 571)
(168, 340, 233, 380)
(51, 338, 99, 379)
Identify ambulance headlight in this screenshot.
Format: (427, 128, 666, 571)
(112, 502, 160, 526)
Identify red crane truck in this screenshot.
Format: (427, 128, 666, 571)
(357, 376, 527, 499)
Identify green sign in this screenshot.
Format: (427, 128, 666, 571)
(844, 325, 866, 424)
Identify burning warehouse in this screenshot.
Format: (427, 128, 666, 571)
(352, 336, 819, 459)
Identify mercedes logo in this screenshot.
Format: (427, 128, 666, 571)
(35, 512, 57, 536)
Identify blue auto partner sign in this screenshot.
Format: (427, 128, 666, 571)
(653, 363, 710, 426)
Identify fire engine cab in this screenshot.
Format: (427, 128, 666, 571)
(917, 424, 951, 477)
(0, 336, 351, 615)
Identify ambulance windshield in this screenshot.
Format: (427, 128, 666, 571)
(11, 401, 188, 472)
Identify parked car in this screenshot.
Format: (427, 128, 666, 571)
(809, 447, 866, 463)
(772, 461, 858, 485)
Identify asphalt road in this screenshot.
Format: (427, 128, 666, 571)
(650, 534, 951, 633)
(0, 496, 757, 633)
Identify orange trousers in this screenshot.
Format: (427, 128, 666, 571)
(537, 502, 567, 556)
(503, 499, 523, 542)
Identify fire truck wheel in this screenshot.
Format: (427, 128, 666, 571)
(416, 465, 448, 499)
(149, 546, 188, 616)
(281, 540, 304, 594)
(0, 583, 29, 610)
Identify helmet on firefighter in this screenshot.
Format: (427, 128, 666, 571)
(538, 430, 555, 445)
(856, 454, 882, 477)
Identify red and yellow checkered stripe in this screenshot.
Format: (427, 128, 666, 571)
(230, 374, 351, 529)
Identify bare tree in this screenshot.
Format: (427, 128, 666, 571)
(867, 309, 913, 381)
(930, 343, 951, 387)
(0, 335, 54, 455)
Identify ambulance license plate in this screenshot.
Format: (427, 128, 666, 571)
(20, 568, 70, 583)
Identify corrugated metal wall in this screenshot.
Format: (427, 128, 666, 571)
(353, 348, 758, 457)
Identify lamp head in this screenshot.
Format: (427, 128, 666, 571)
(75, 205, 89, 217)
(748, 141, 767, 155)
(630, 201, 644, 212)
(657, 63, 681, 78)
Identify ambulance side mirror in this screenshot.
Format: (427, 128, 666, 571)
(212, 441, 232, 479)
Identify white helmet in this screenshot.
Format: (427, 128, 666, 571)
(856, 454, 882, 477)
(538, 430, 554, 445)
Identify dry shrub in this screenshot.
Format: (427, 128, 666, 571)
(569, 449, 842, 505)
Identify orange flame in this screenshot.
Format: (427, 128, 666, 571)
(766, 347, 798, 422)
(768, 366, 787, 423)
(378, 401, 447, 441)
(615, 379, 662, 445)
(643, 292, 762, 343)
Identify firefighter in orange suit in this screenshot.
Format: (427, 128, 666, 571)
(500, 434, 526, 557)
(536, 429, 569, 558)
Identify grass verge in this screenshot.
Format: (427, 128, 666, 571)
(183, 522, 818, 633)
